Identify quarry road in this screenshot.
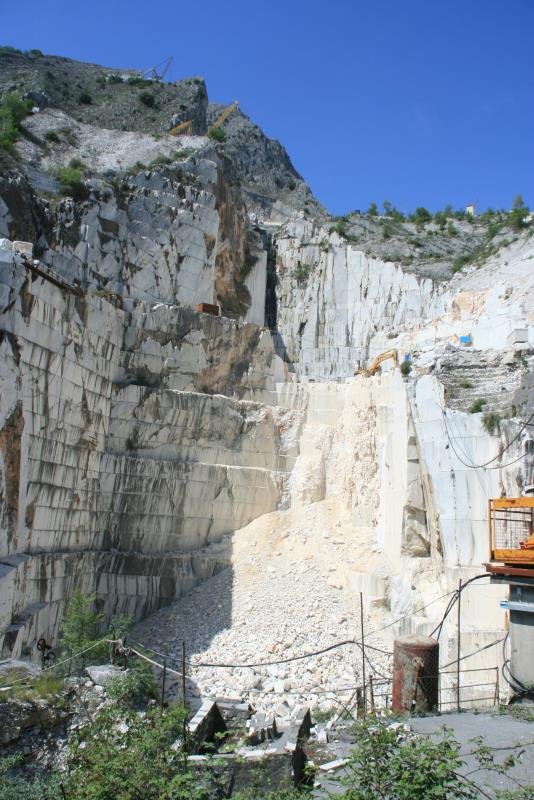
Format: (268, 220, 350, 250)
(312, 711, 534, 797)
(411, 711, 534, 795)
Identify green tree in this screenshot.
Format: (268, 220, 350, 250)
(368, 201, 379, 216)
(390, 207, 405, 222)
(510, 194, 529, 232)
(414, 206, 432, 224)
(59, 591, 104, 668)
(0, 92, 31, 153)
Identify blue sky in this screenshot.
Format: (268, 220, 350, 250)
(3, 0, 533, 215)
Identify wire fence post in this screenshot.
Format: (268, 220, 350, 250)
(457, 578, 462, 712)
(369, 674, 375, 713)
(356, 686, 364, 718)
(161, 659, 167, 711)
(360, 591, 366, 714)
(181, 640, 188, 758)
(181, 640, 187, 708)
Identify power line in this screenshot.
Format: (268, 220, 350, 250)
(430, 574, 491, 639)
(437, 400, 533, 471)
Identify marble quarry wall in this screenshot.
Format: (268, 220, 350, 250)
(0, 237, 296, 658)
(1, 173, 533, 670)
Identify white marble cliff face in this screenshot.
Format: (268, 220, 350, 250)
(0, 190, 532, 668)
(0, 235, 295, 657)
(273, 218, 534, 378)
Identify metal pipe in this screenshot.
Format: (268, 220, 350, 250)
(457, 578, 462, 712)
(360, 592, 366, 714)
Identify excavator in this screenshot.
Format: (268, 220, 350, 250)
(355, 349, 398, 377)
(168, 119, 193, 136)
(209, 100, 239, 132)
(167, 101, 239, 138)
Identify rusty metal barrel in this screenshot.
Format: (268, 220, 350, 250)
(391, 634, 439, 714)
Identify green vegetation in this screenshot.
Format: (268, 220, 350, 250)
(452, 254, 470, 273)
(331, 217, 348, 237)
(127, 75, 152, 87)
(292, 262, 311, 283)
(59, 590, 104, 668)
(510, 194, 529, 232)
(338, 716, 533, 800)
(367, 201, 379, 216)
(0, 45, 43, 58)
(0, 45, 23, 55)
(139, 91, 156, 108)
(44, 129, 60, 143)
(1, 670, 64, 702)
(174, 147, 195, 160)
(105, 660, 157, 705)
(78, 91, 92, 105)
(127, 160, 147, 174)
(64, 704, 201, 800)
(148, 153, 173, 168)
(1, 706, 532, 800)
(0, 92, 31, 153)
(60, 126, 79, 146)
(58, 166, 88, 201)
(0, 754, 62, 800)
(58, 590, 132, 672)
(208, 127, 226, 142)
(482, 411, 502, 435)
(411, 206, 432, 224)
(400, 360, 412, 377)
(68, 156, 87, 170)
(328, 215, 359, 244)
(469, 398, 487, 413)
(459, 378, 473, 389)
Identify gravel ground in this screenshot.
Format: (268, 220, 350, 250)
(18, 108, 206, 173)
(132, 502, 394, 719)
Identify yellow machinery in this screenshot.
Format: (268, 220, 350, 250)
(168, 119, 193, 136)
(168, 101, 238, 138)
(209, 100, 239, 132)
(355, 349, 399, 377)
(488, 497, 534, 566)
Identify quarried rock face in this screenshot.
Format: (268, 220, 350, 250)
(0, 57, 533, 685)
(0, 235, 296, 658)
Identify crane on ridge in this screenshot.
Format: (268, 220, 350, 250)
(143, 57, 173, 82)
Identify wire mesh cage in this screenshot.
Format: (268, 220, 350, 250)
(489, 497, 534, 564)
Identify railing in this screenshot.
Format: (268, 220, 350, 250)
(489, 497, 534, 564)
